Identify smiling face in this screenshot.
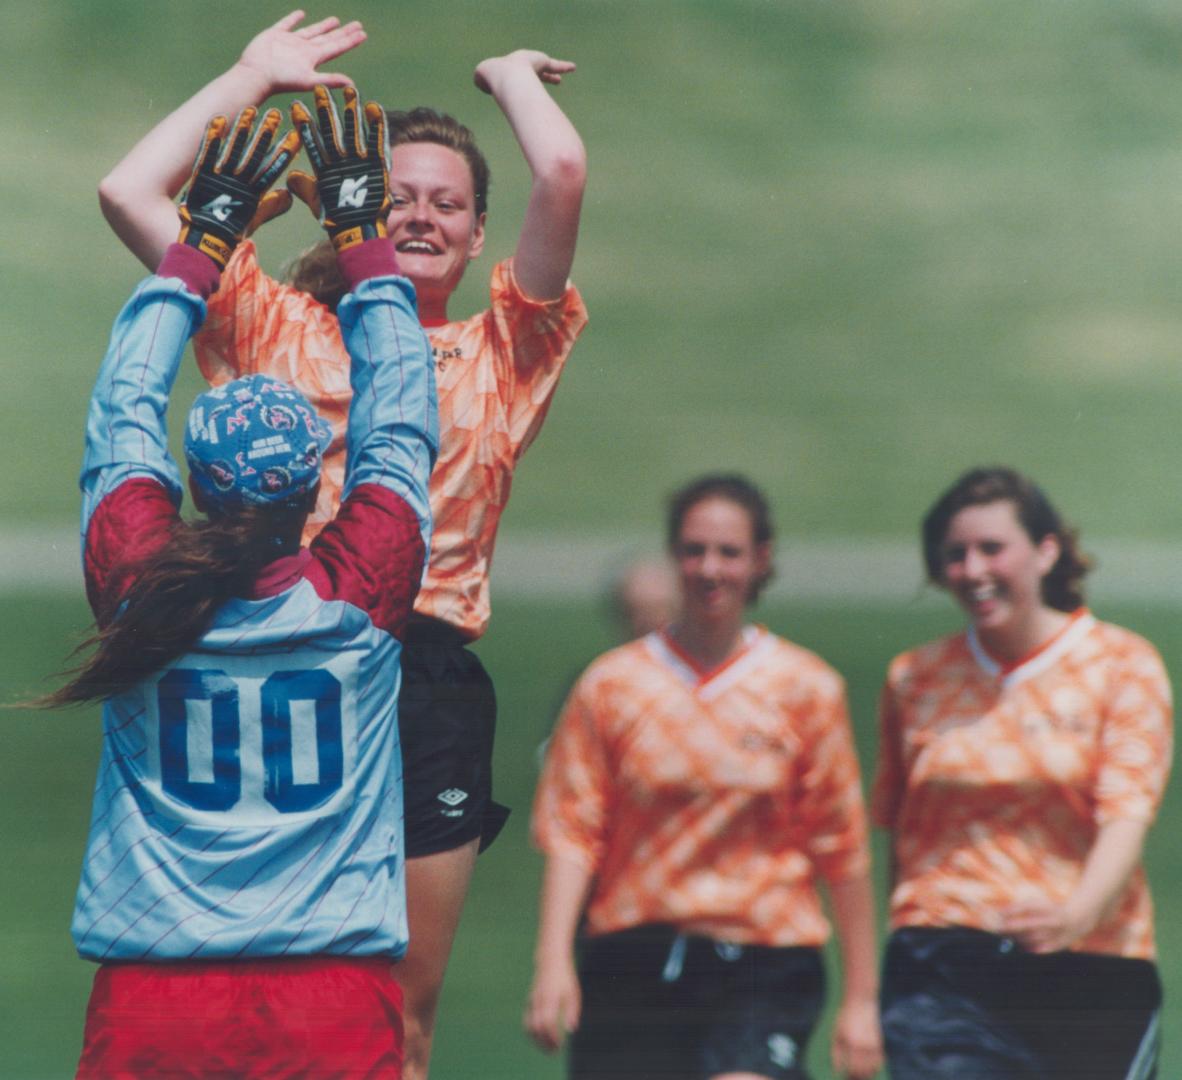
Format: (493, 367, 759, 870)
(672, 497, 770, 631)
(938, 499, 1061, 651)
(386, 141, 486, 319)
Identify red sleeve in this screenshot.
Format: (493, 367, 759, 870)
(84, 478, 180, 625)
(304, 483, 426, 638)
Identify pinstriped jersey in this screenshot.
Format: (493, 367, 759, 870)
(194, 243, 587, 639)
(72, 267, 437, 962)
(533, 627, 870, 947)
(873, 611, 1172, 959)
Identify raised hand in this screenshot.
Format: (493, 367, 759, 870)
(177, 107, 300, 268)
(237, 10, 367, 94)
(287, 85, 390, 252)
(473, 49, 576, 94)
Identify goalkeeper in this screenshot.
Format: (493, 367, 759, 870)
(63, 90, 436, 1078)
(98, 16, 588, 1077)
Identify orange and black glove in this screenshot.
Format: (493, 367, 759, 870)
(178, 107, 300, 268)
(287, 85, 390, 253)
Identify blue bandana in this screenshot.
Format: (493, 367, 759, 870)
(184, 375, 333, 510)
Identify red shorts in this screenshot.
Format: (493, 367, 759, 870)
(76, 956, 403, 1079)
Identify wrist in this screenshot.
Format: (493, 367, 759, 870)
(533, 939, 576, 968)
(157, 242, 221, 298)
(336, 237, 401, 290)
(228, 60, 277, 103)
(840, 988, 879, 1007)
(1064, 894, 1102, 935)
(330, 220, 387, 256)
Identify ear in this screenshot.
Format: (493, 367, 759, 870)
(753, 541, 772, 584)
(468, 211, 486, 261)
(1035, 533, 1061, 577)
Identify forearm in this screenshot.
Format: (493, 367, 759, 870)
(534, 853, 595, 969)
(1069, 818, 1150, 928)
(100, 64, 274, 271)
(335, 243, 438, 534)
(826, 872, 880, 1002)
(476, 51, 586, 299)
(82, 252, 210, 524)
(101, 14, 366, 272)
(478, 58, 585, 183)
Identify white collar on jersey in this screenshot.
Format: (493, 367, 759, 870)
(967, 610, 1096, 688)
(646, 624, 775, 700)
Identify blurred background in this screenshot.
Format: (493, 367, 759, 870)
(3, 1, 1182, 1075)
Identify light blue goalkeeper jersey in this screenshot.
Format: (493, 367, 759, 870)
(71, 260, 437, 962)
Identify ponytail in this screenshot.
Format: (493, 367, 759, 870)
(43, 504, 307, 707)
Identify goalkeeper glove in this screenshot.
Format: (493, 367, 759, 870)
(178, 107, 300, 268)
(287, 85, 390, 253)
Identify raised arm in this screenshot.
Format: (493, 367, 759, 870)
(99, 11, 365, 271)
(473, 50, 587, 301)
(85, 109, 299, 620)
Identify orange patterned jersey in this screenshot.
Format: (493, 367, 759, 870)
(872, 610, 1172, 959)
(194, 242, 588, 639)
(533, 626, 870, 946)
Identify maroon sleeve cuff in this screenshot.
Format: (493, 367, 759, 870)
(337, 237, 402, 291)
(157, 243, 221, 299)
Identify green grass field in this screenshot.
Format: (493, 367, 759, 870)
(3, 592, 1181, 1078)
(6, 0, 1182, 1075)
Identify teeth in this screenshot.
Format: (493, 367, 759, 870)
(398, 241, 438, 254)
(970, 586, 996, 602)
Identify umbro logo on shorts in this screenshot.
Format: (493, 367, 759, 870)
(437, 788, 469, 817)
(767, 1033, 797, 1069)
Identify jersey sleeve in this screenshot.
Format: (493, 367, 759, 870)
(487, 259, 588, 459)
(81, 275, 202, 622)
(793, 676, 871, 883)
(1094, 637, 1173, 825)
(531, 672, 613, 872)
(307, 273, 438, 637)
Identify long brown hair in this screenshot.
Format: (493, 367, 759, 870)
(287, 107, 491, 311)
(42, 503, 308, 708)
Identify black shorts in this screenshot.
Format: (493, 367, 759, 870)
(398, 617, 510, 858)
(881, 926, 1162, 1080)
(570, 924, 825, 1080)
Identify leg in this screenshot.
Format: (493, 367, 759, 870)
(396, 628, 505, 1078)
(396, 839, 480, 1080)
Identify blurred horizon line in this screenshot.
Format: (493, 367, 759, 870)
(4, 528, 1181, 607)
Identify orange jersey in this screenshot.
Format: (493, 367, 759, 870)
(872, 611, 1172, 959)
(533, 626, 871, 946)
(194, 242, 588, 639)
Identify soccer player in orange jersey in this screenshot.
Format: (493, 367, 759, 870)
(874, 466, 1171, 1079)
(97, 15, 587, 1079)
(527, 476, 882, 1080)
